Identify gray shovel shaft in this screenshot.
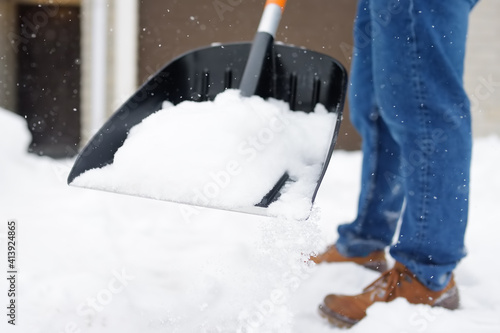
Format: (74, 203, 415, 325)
(239, 2, 284, 97)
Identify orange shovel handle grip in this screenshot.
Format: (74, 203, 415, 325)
(265, 0, 287, 11)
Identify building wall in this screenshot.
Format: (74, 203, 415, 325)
(137, 0, 360, 150)
(136, 0, 500, 148)
(2, 0, 499, 151)
(464, 0, 500, 137)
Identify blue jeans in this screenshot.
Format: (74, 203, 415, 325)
(336, 0, 478, 291)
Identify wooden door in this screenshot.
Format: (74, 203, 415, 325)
(17, 5, 81, 158)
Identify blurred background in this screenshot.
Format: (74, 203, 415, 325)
(0, 0, 499, 158)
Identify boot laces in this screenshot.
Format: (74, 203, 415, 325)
(364, 266, 410, 302)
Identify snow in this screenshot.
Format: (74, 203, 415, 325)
(71, 89, 336, 220)
(1, 107, 499, 332)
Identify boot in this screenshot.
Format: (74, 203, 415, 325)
(319, 262, 459, 328)
(310, 245, 388, 272)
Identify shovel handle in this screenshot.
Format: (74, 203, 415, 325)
(265, 0, 287, 11)
(258, 0, 287, 37)
(239, 0, 287, 96)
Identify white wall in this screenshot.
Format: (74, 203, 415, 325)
(465, 0, 500, 137)
(111, 0, 138, 111)
(80, 0, 138, 144)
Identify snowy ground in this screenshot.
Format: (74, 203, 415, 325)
(1, 107, 499, 333)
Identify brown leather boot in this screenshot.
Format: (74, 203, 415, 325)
(318, 262, 460, 328)
(310, 245, 388, 272)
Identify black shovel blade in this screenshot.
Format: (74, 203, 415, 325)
(68, 42, 347, 215)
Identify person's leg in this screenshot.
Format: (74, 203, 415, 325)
(335, 0, 405, 258)
(318, 0, 478, 327)
(369, 0, 476, 291)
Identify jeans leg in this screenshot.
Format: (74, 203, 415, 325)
(336, 0, 405, 258)
(369, 0, 474, 291)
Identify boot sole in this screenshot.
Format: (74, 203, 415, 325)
(433, 285, 460, 310)
(318, 304, 359, 328)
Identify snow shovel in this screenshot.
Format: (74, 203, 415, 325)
(68, 0, 347, 217)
